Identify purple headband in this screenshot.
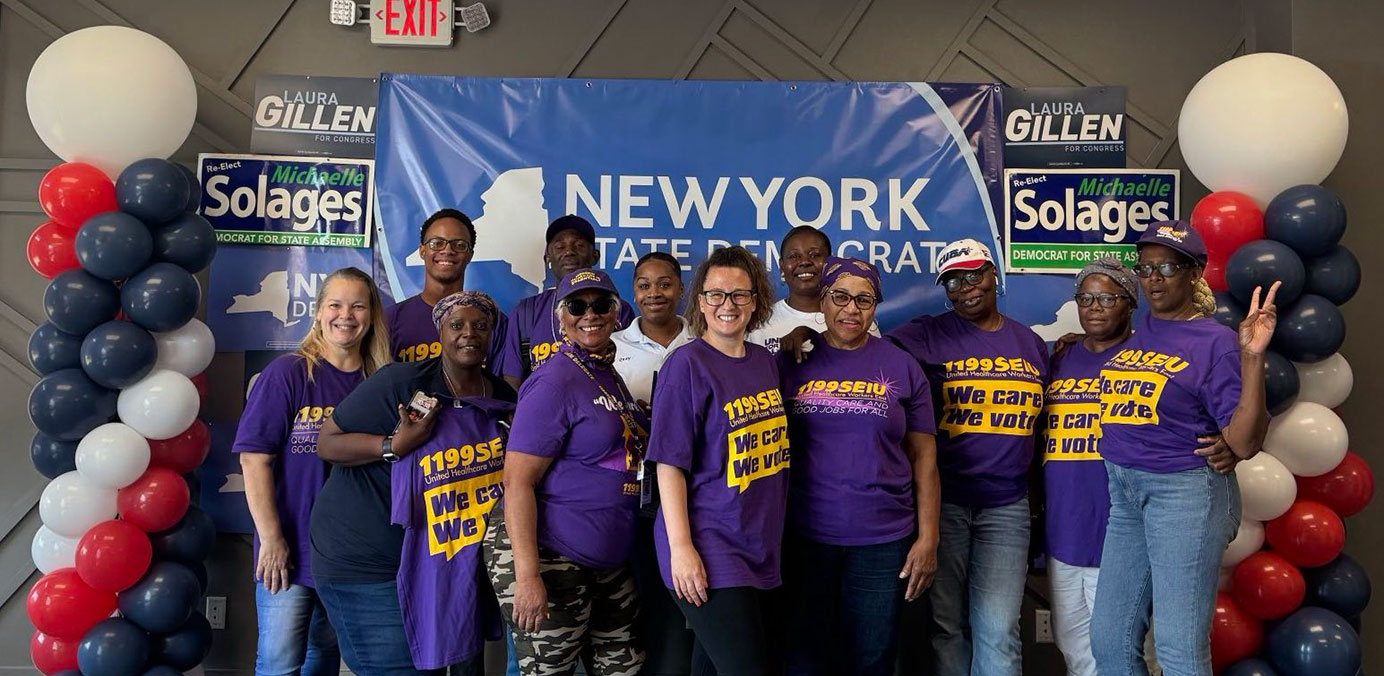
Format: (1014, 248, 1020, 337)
(820, 256, 883, 300)
(432, 291, 499, 329)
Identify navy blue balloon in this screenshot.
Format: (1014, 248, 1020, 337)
(142, 667, 182, 676)
(29, 368, 117, 441)
(1306, 554, 1372, 620)
(118, 560, 201, 633)
(116, 158, 190, 225)
(151, 213, 217, 273)
(121, 263, 199, 332)
(1213, 291, 1248, 330)
(1305, 245, 1360, 306)
(1272, 294, 1346, 363)
(28, 322, 83, 375)
(80, 320, 157, 389)
(75, 212, 153, 280)
(1226, 239, 1306, 307)
(31, 432, 78, 479)
(175, 163, 201, 213)
(1226, 658, 1280, 676)
(151, 611, 212, 670)
(1265, 184, 1347, 258)
(189, 560, 208, 596)
(1268, 607, 1360, 676)
(77, 617, 150, 676)
(152, 506, 217, 564)
(44, 269, 120, 335)
(1264, 350, 1299, 415)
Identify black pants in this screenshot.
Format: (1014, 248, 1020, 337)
(673, 587, 769, 676)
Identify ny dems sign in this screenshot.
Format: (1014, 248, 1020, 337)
(198, 153, 374, 248)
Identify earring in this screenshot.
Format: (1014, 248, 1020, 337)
(944, 300, 954, 311)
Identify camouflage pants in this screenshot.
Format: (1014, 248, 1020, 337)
(483, 509, 644, 676)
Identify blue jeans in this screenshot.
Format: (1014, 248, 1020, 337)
(316, 579, 441, 676)
(1091, 463, 1240, 676)
(783, 534, 912, 676)
(930, 498, 1029, 676)
(254, 584, 340, 676)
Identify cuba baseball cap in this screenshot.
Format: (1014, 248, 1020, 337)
(1136, 220, 1207, 266)
(935, 238, 995, 284)
(545, 214, 596, 244)
(555, 268, 619, 303)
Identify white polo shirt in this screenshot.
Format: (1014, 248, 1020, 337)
(746, 299, 881, 354)
(612, 317, 695, 404)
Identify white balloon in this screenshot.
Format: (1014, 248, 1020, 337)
(154, 319, 215, 377)
(25, 26, 197, 178)
(1295, 353, 1353, 409)
(75, 423, 151, 489)
(1221, 517, 1264, 568)
(1236, 452, 1297, 521)
(31, 525, 79, 573)
(1263, 401, 1349, 477)
(117, 369, 199, 440)
(1178, 53, 1348, 206)
(39, 471, 118, 538)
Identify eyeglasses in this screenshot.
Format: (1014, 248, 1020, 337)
(942, 269, 990, 293)
(699, 290, 756, 307)
(1132, 262, 1191, 278)
(563, 296, 618, 316)
(424, 237, 473, 253)
(1074, 293, 1130, 308)
(825, 290, 878, 310)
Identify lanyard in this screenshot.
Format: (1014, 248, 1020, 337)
(561, 349, 649, 464)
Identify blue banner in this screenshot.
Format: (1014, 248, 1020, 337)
(198, 153, 374, 247)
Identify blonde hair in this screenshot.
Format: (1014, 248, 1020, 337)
(686, 246, 775, 337)
(297, 267, 392, 382)
(1191, 275, 1217, 319)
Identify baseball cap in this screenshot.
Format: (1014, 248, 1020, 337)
(555, 268, 619, 303)
(545, 214, 596, 244)
(935, 238, 995, 283)
(1136, 220, 1207, 266)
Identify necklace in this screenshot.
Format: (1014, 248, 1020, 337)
(442, 364, 490, 399)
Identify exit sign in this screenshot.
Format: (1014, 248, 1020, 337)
(369, 0, 454, 46)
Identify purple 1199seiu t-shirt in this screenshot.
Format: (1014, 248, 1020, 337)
(778, 336, 935, 546)
(386, 295, 514, 376)
(233, 355, 364, 588)
(888, 312, 1049, 508)
(1041, 342, 1117, 568)
(502, 287, 635, 379)
(390, 396, 512, 670)
(649, 339, 790, 590)
(506, 344, 646, 569)
(1098, 314, 1241, 474)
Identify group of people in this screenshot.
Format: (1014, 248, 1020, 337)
(232, 210, 1280, 676)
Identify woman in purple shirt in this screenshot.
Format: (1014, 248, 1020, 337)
(234, 267, 391, 676)
(649, 246, 788, 676)
(1090, 223, 1277, 676)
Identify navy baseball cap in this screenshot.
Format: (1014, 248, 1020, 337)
(1136, 220, 1208, 266)
(545, 214, 596, 244)
(555, 268, 619, 302)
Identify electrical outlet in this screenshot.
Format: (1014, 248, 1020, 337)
(1035, 608, 1054, 643)
(205, 596, 227, 630)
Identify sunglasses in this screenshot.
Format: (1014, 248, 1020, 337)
(564, 296, 618, 316)
(1074, 292, 1130, 308)
(941, 268, 990, 293)
(1132, 262, 1192, 278)
(423, 237, 473, 253)
(825, 290, 878, 310)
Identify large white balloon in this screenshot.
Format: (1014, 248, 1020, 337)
(1295, 353, 1353, 409)
(117, 369, 199, 440)
(39, 471, 118, 538)
(31, 525, 79, 574)
(25, 26, 197, 179)
(1178, 53, 1348, 206)
(75, 422, 151, 489)
(153, 319, 215, 377)
(1263, 401, 1348, 477)
(1221, 517, 1264, 568)
(1237, 452, 1297, 521)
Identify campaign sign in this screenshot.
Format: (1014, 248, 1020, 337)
(252, 73, 378, 158)
(1004, 168, 1179, 274)
(198, 421, 254, 535)
(198, 153, 374, 247)
(1003, 86, 1126, 168)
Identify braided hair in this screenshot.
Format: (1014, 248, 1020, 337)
(1191, 275, 1217, 319)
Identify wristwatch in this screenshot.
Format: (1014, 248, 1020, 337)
(381, 435, 401, 463)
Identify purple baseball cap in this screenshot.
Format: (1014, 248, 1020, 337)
(545, 214, 596, 244)
(555, 268, 619, 303)
(1136, 220, 1208, 266)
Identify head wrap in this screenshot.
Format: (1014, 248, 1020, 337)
(1075, 257, 1139, 306)
(820, 256, 883, 300)
(432, 291, 499, 329)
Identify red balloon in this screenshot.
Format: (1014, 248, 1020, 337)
(148, 419, 211, 475)
(117, 467, 191, 532)
(37, 162, 117, 229)
(1297, 452, 1375, 517)
(1210, 592, 1263, 673)
(26, 222, 78, 279)
(1231, 551, 1306, 620)
(1203, 257, 1228, 292)
(25, 568, 117, 640)
(75, 520, 152, 593)
(30, 630, 78, 675)
(1191, 191, 1264, 263)
(1264, 499, 1345, 568)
